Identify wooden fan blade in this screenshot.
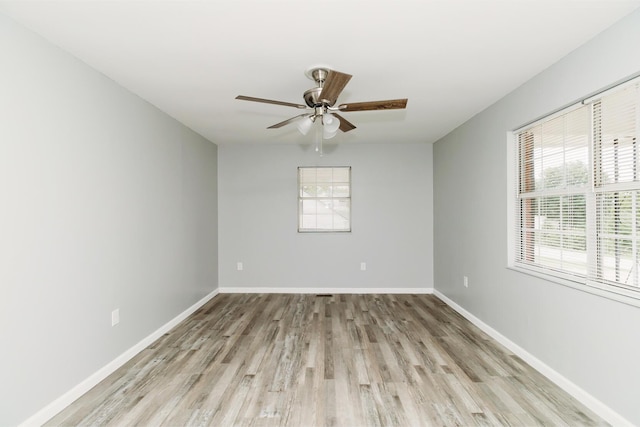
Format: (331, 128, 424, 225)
(319, 70, 352, 106)
(338, 98, 408, 112)
(333, 113, 356, 132)
(236, 95, 307, 109)
(267, 114, 311, 129)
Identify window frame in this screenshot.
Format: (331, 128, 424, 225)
(508, 75, 640, 306)
(297, 166, 352, 233)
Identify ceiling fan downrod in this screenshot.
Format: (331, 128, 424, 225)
(303, 67, 333, 108)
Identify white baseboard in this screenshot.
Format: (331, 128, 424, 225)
(19, 289, 219, 427)
(433, 290, 633, 427)
(218, 286, 433, 294)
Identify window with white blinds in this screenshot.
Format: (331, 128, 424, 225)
(514, 76, 640, 297)
(298, 167, 351, 232)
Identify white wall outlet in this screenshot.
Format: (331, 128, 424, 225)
(237, 262, 243, 271)
(360, 262, 367, 271)
(111, 309, 120, 326)
(463, 276, 469, 288)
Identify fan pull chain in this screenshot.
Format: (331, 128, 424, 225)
(314, 124, 323, 156)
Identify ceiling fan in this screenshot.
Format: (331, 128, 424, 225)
(236, 67, 408, 140)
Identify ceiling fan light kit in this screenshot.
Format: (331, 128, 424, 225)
(236, 66, 408, 149)
(322, 113, 340, 139)
(296, 115, 315, 136)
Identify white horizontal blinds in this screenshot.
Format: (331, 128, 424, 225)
(591, 82, 640, 290)
(298, 167, 351, 232)
(517, 131, 535, 265)
(516, 105, 590, 277)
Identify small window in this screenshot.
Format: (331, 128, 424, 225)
(298, 166, 351, 232)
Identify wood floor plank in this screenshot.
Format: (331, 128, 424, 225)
(45, 294, 608, 427)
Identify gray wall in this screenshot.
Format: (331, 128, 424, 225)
(218, 142, 433, 290)
(433, 9, 640, 425)
(0, 14, 218, 426)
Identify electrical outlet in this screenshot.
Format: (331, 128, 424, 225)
(111, 309, 120, 326)
(237, 262, 243, 271)
(463, 276, 469, 288)
(360, 262, 367, 271)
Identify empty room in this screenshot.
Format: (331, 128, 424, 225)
(2, 1, 640, 426)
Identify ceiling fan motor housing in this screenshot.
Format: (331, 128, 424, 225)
(303, 68, 335, 108)
(304, 87, 326, 108)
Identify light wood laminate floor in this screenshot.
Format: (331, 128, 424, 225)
(46, 294, 607, 426)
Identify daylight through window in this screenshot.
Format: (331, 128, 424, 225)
(298, 167, 351, 232)
(513, 77, 640, 297)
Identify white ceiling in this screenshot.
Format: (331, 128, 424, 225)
(1, 0, 639, 146)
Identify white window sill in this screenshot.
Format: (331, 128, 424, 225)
(507, 264, 640, 308)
